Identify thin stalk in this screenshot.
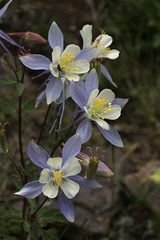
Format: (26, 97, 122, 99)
(37, 104, 51, 145)
(28, 197, 48, 221)
(18, 94, 25, 169)
(50, 112, 81, 156)
(6, 152, 24, 180)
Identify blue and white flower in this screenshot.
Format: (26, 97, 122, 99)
(80, 24, 120, 87)
(15, 134, 101, 222)
(80, 24, 119, 59)
(70, 69, 128, 147)
(20, 21, 96, 105)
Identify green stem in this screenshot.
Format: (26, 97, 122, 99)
(28, 197, 48, 221)
(6, 152, 24, 180)
(37, 104, 51, 145)
(51, 112, 80, 156)
(18, 94, 25, 169)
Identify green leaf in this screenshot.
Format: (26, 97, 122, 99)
(23, 220, 31, 233)
(17, 68, 23, 81)
(28, 199, 37, 209)
(40, 209, 65, 223)
(0, 78, 17, 85)
(23, 99, 35, 112)
(22, 113, 29, 123)
(41, 228, 57, 240)
(12, 178, 22, 190)
(4, 208, 23, 223)
(16, 83, 24, 96)
(0, 99, 16, 114)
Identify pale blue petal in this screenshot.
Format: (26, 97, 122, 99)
(58, 192, 74, 222)
(62, 133, 81, 166)
(112, 98, 129, 109)
(0, 0, 12, 19)
(15, 180, 43, 198)
(85, 69, 99, 96)
(35, 90, 46, 108)
(0, 30, 25, 50)
(70, 80, 88, 109)
(0, 39, 13, 58)
(27, 140, 50, 169)
(48, 21, 63, 51)
(20, 54, 51, 70)
(46, 77, 63, 104)
(100, 64, 117, 87)
(76, 119, 92, 143)
(96, 124, 124, 147)
(69, 176, 102, 190)
(74, 47, 96, 62)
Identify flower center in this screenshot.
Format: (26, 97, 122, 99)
(91, 98, 113, 119)
(92, 34, 110, 55)
(57, 52, 79, 73)
(52, 169, 65, 186)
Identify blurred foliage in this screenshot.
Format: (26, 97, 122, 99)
(150, 168, 160, 183)
(99, 0, 160, 127)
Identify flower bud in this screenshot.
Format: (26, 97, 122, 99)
(0, 123, 9, 153)
(77, 148, 113, 178)
(86, 155, 99, 178)
(3, 53, 14, 69)
(8, 32, 47, 44)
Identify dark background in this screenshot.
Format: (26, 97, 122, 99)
(0, 0, 160, 239)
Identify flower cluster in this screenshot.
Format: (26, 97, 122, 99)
(1, 0, 128, 222)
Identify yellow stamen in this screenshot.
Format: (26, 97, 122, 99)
(91, 97, 113, 119)
(57, 52, 79, 73)
(52, 169, 65, 186)
(92, 33, 110, 55)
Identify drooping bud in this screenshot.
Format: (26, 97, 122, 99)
(77, 147, 113, 178)
(3, 53, 14, 69)
(86, 155, 99, 178)
(0, 122, 9, 153)
(8, 32, 47, 44)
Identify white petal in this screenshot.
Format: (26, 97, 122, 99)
(80, 24, 92, 48)
(61, 178, 80, 199)
(84, 106, 92, 119)
(51, 46, 61, 63)
(98, 35, 113, 48)
(86, 89, 99, 108)
(95, 48, 108, 58)
(63, 44, 80, 57)
(70, 60, 89, 74)
(47, 157, 62, 170)
(96, 89, 115, 103)
(42, 181, 58, 198)
(106, 49, 120, 59)
(39, 169, 52, 183)
(50, 63, 59, 77)
(64, 73, 80, 82)
(94, 118, 110, 130)
(102, 105, 121, 120)
(63, 157, 81, 177)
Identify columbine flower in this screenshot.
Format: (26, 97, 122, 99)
(80, 24, 120, 87)
(15, 134, 101, 222)
(20, 21, 96, 105)
(80, 24, 119, 59)
(70, 69, 128, 147)
(0, 0, 25, 56)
